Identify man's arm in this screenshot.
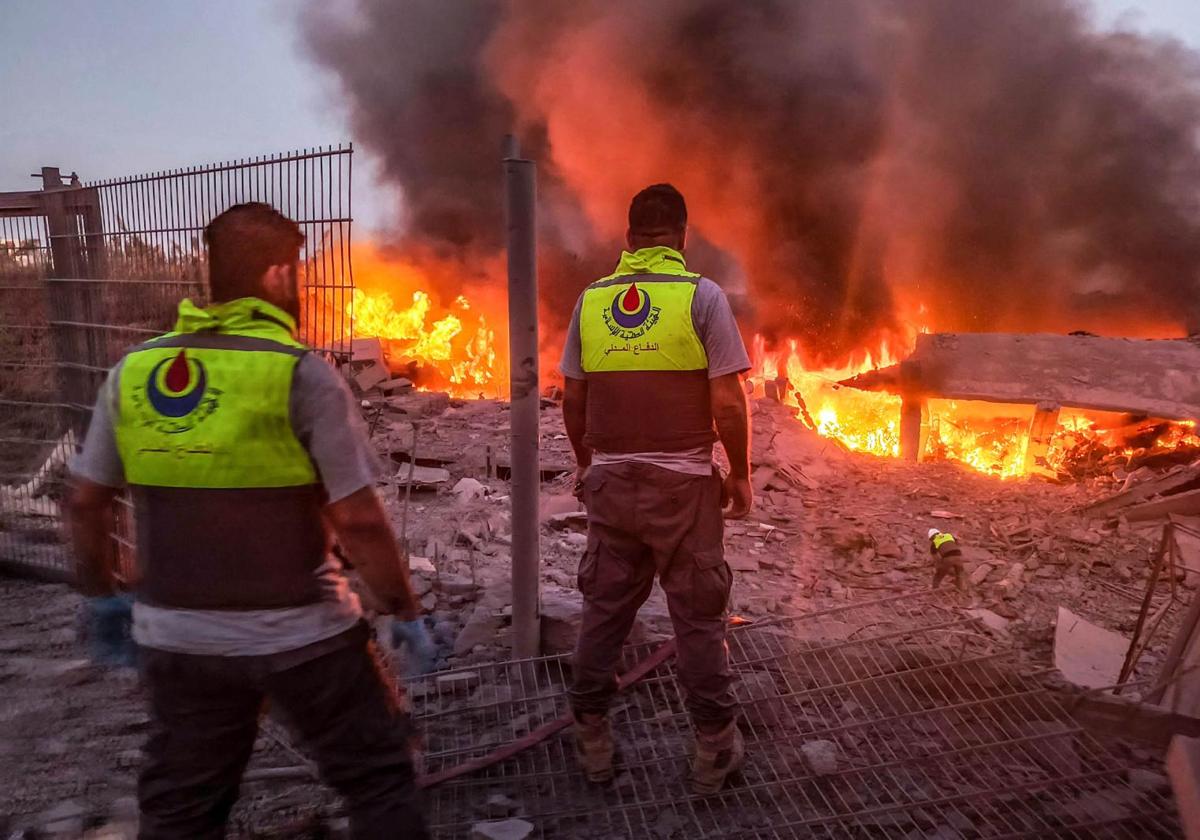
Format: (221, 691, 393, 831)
(710, 372, 753, 518)
(563, 376, 591, 482)
(67, 366, 127, 596)
(324, 486, 419, 621)
(292, 356, 420, 618)
(65, 477, 121, 596)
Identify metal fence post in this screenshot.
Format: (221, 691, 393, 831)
(504, 136, 541, 658)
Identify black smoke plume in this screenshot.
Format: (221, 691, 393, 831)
(301, 0, 1200, 363)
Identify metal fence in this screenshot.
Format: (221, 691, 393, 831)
(0, 146, 355, 579)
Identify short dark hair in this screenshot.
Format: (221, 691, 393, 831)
(204, 203, 304, 301)
(628, 183, 687, 235)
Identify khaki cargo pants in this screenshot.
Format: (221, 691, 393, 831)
(569, 462, 737, 727)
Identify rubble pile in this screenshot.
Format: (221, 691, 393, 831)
(1, 387, 1196, 835)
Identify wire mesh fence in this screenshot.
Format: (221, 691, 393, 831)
(0, 146, 355, 578)
(405, 593, 1179, 839)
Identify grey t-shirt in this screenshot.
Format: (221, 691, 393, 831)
(72, 353, 382, 656)
(559, 275, 751, 475)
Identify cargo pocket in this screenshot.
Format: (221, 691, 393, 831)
(691, 547, 732, 618)
(581, 468, 606, 507)
(577, 531, 601, 598)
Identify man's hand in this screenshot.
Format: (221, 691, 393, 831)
(326, 487, 420, 620)
(82, 593, 137, 667)
(391, 618, 437, 675)
(721, 472, 753, 519)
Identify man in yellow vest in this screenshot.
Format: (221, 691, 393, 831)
(928, 528, 966, 591)
(560, 184, 753, 795)
(66, 203, 429, 838)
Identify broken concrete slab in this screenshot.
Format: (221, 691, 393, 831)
(1083, 464, 1200, 519)
(351, 337, 385, 365)
(1054, 606, 1130, 689)
(453, 477, 487, 504)
(396, 463, 451, 489)
(454, 604, 505, 655)
(1124, 487, 1200, 523)
(840, 332, 1200, 421)
(353, 361, 390, 392)
(409, 555, 437, 575)
(379, 377, 414, 394)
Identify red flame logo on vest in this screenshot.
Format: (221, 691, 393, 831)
(611, 281, 652, 328)
(146, 350, 207, 419)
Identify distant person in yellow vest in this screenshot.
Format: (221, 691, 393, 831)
(66, 203, 430, 839)
(560, 184, 753, 795)
(928, 528, 966, 591)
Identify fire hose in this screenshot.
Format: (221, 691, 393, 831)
(416, 637, 677, 789)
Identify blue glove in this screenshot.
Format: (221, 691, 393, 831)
(84, 594, 137, 667)
(391, 618, 437, 675)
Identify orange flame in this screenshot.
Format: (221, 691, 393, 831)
(750, 332, 1200, 479)
(346, 246, 505, 398)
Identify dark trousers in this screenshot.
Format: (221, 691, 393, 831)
(932, 549, 966, 590)
(137, 623, 428, 840)
(569, 462, 737, 727)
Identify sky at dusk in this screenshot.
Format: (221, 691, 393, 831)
(1, 0, 1198, 234)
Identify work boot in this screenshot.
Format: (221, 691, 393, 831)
(690, 719, 745, 796)
(573, 712, 615, 783)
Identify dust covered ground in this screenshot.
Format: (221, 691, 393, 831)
(0, 395, 1186, 837)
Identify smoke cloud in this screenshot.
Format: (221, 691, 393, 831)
(301, 0, 1200, 364)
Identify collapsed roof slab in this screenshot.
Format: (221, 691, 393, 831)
(840, 332, 1200, 420)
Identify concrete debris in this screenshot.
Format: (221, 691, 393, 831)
(540, 586, 585, 655)
(353, 360, 390, 392)
(966, 608, 1011, 635)
(396, 463, 451, 489)
(379, 377, 414, 394)
(1054, 606, 1130, 689)
(471, 818, 534, 840)
(800, 739, 840, 776)
(455, 604, 505, 655)
(453, 477, 488, 504)
(408, 555, 437, 575)
(351, 337, 384, 364)
(437, 574, 478, 597)
(544, 511, 588, 531)
(995, 563, 1026, 600)
(969, 563, 996, 586)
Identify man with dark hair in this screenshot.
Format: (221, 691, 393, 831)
(66, 202, 430, 838)
(560, 183, 753, 795)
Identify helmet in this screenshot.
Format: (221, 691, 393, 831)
(927, 528, 941, 540)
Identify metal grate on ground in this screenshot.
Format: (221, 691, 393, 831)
(0, 146, 355, 578)
(410, 593, 1180, 839)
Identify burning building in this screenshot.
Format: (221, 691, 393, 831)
(299, 0, 1200, 480)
